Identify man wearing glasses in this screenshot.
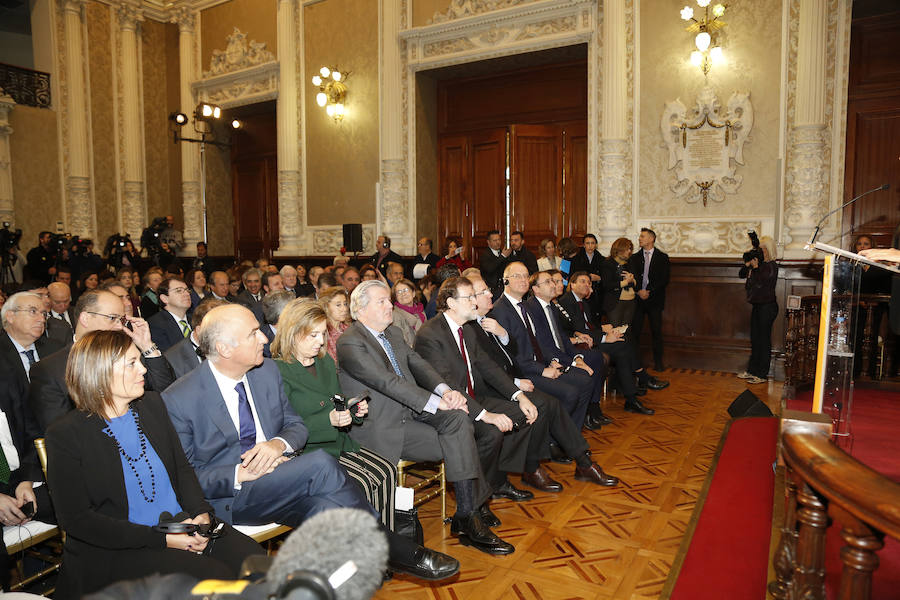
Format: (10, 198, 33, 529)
(148, 278, 194, 352)
(28, 289, 175, 432)
(1, 292, 64, 387)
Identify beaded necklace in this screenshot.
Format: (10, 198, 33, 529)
(103, 408, 157, 503)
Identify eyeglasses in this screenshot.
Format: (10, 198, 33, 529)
(474, 289, 492, 297)
(506, 273, 528, 280)
(455, 294, 477, 302)
(11, 307, 49, 319)
(395, 288, 414, 296)
(84, 311, 127, 326)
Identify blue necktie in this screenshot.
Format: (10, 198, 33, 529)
(23, 349, 36, 365)
(234, 381, 256, 453)
(378, 333, 404, 378)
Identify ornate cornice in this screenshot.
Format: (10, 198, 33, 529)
(193, 28, 279, 109)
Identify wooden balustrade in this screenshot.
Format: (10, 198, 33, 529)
(768, 422, 900, 600)
(784, 294, 892, 391)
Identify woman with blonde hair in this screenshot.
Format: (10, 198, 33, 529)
(318, 285, 352, 362)
(46, 330, 262, 598)
(537, 238, 559, 271)
(599, 237, 637, 326)
(737, 235, 779, 384)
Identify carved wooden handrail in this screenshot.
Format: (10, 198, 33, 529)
(769, 422, 900, 600)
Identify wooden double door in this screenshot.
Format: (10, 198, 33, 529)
(438, 121, 587, 262)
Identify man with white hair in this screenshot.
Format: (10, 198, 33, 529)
(1, 292, 63, 386)
(279, 265, 299, 296)
(338, 280, 515, 555)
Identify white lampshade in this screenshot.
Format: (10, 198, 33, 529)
(712, 3, 725, 17)
(695, 31, 711, 51)
(690, 51, 703, 66)
(312, 75, 322, 86)
(334, 103, 345, 116)
(320, 66, 331, 78)
(680, 5, 694, 20)
(326, 104, 335, 117)
(710, 46, 725, 64)
(332, 71, 342, 82)
(316, 92, 327, 107)
(697, 0, 711, 7)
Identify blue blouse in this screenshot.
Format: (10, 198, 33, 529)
(104, 409, 182, 526)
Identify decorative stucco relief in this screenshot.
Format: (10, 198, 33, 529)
(428, 0, 539, 24)
(194, 28, 279, 110)
(203, 28, 275, 78)
(648, 219, 767, 255)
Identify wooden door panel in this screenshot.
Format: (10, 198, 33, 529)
(510, 124, 562, 244)
(438, 135, 468, 249)
(469, 128, 507, 260)
(232, 160, 267, 263)
(562, 121, 588, 240)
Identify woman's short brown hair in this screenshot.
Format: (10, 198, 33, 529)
(272, 299, 327, 362)
(610, 237, 633, 258)
(65, 330, 133, 416)
(391, 279, 417, 304)
(317, 286, 351, 324)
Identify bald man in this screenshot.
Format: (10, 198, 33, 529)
(45, 282, 75, 344)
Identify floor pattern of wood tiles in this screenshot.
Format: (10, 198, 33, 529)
(376, 369, 782, 600)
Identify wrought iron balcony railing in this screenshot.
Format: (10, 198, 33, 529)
(0, 63, 51, 108)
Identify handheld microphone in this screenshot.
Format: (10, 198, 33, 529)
(806, 183, 890, 249)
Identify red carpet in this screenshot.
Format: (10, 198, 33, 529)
(670, 417, 778, 600)
(787, 389, 900, 599)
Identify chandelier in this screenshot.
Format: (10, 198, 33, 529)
(680, 1, 727, 76)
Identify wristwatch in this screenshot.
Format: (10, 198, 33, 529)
(141, 343, 159, 357)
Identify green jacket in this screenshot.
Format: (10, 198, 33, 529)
(275, 354, 360, 458)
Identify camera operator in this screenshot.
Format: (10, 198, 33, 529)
(738, 233, 779, 385)
(0, 224, 25, 285)
(25, 231, 58, 284)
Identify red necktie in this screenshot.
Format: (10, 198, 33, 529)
(578, 300, 594, 330)
(457, 327, 475, 397)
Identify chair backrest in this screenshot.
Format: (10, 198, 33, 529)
(34, 437, 48, 478)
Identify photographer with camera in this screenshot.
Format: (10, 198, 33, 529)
(737, 232, 779, 385)
(25, 231, 58, 284)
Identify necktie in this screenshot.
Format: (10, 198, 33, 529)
(0, 446, 9, 484)
(234, 382, 257, 453)
(378, 333, 405, 378)
(518, 301, 545, 363)
(179, 320, 190, 338)
(457, 327, 475, 397)
(642, 251, 651, 290)
(544, 305, 564, 350)
(578, 300, 594, 330)
(23, 349, 36, 365)
(194, 344, 205, 361)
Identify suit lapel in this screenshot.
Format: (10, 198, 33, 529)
(198, 362, 241, 445)
(359, 323, 403, 376)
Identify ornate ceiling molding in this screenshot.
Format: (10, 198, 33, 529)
(193, 28, 279, 109)
(401, 0, 594, 71)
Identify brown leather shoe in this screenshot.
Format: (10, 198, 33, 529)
(574, 463, 619, 486)
(521, 467, 563, 493)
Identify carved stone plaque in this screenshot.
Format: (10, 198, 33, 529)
(685, 126, 728, 175)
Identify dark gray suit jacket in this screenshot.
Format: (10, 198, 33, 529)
(336, 321, 447, 463)
(164, 336, 203, 380)
(234, 290, 265, 326)
(162, 359, 308, 521)
(148, 309, 189, 352)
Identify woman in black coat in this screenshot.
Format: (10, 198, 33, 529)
(46, 330, 263, 599)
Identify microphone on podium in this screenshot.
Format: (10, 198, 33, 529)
(806, 183, 890, 249)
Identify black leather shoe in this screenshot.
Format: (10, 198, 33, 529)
(596, 414, 613, 426)
(491, 480, 534, 502)
(583, 416, 602, 431)
(574, 463, 619, 486)
(549, 443, 573, 464)
(450, 512, 515, 555)
(388, 546, 460, 581)
(646, 375, 669, 390)
(479, 504, 501, 528)
(624, 397, 655, 415)
(522, 467, 563, 493)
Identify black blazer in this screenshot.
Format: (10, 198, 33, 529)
(46, 392, 213, 597)
(571, 248, 604, 278)
(164, 336, 203, 380)
(234, 290, 265, 326)
(509, 248, 539, 275)
(0, 352, 42, 493)
(28, 344, 176, 433)
(599, 257, 635, 315)
(371, 250, 403, 277)
(409, 252, 439, 280)
(628, 248, 671, 308)
(487, 294, 548, 378)
(414, 315, 518, 404)
(0, 330, 64, 390)
(479, 248, 509, 292)
(148, 309, 189, 352)
(525, 297, 579, 365)
(464, 320, 523, 379)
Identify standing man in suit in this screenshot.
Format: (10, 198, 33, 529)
(411, 237, 439, 280)
(164, 303, 458, 580)
(148, 278, 193, 352)
(629, 228, 670, 371)
(235, 268, 265, 326)
(28, 289, 174, 432)
(479, 230, 511, 294)
(371, 235, 403, 278)
(164, 298, 227, 379)
(509, 231, 539, 275)
(571, 233, 605, 315)
(488, 262, 593, 431)
(337, 281, 515, 555)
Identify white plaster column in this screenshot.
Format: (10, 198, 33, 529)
(274, 0, 303, 256)
(0, 92, 14, 227)
(379, 0, 411, 254)
(172, 7, 202, 251)
(60, 0, 94, 238)
(597, 0, 629, 246)
(117, 3, 146, 239)
(784, 0, 827, 250)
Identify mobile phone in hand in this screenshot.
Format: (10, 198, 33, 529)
(331, 394, 347, 412)
(21, 501, 35, 519)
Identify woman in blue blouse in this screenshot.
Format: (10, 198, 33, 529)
(46, 330, 263, 598)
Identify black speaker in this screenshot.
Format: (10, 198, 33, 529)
(727, 390, 774, 418)
(342, 224, 363, 253)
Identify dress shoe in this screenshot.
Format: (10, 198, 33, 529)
(574, 463, 619, 486)
(549, 443, 573, 464)
(491, 480, 534, 502)
(646, 375, 669, 390)
(596, 413, 613, 425)
(479, 504, 501, 528)
(583, 415, 602, 431)
(450, 512, 515, 555)
(624, 397, 655, 415)
(388, 546, 460, 581)
(521, 466, 563, 493)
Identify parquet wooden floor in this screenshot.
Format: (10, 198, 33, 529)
(376, 369, 782, 600)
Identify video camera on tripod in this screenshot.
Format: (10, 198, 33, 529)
(104, 232, 133, 270)
(0, 222, 23, 285)
(141, 216, 168, 263)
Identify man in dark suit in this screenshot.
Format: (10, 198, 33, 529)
(422, 277, 617, 490)
(208, 271, 236, 302)
(46, 281, 76, 344)
(479, 230, 511, 294)
(629, 228, 670, 371)
(164, 303, 459, 580)
(370, 235, 403, 278)
(410, 237, 439, 280)
(337, 280, 515, 555)
(148, 278, 193, 352)
(191, 241, 215, 278)
(509, 231, 539, 275)
(235, 268, 265, 326)
(164, 298, 228, 379)
(488, 262, 594, 432)
(571, 233, 605, 314)
(24, 231, 57, 284)
(1, 292, 64, 388)
(28, 289, 175, 432)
